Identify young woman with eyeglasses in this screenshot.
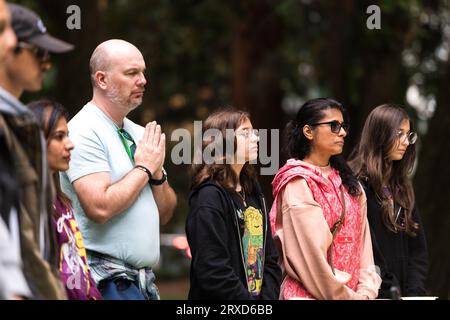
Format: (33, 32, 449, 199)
(349, 104, 428, 298)
(270, 98, 381, 300)
(186, 108, 281, 300)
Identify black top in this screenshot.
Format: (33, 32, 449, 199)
(186, 180, 281, 300)
(0, 129, 19, 225)
(362, 182, 429, 298)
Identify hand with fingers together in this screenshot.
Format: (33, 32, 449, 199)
(134, 121, 166, 177)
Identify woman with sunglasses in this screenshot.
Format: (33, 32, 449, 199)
(29, 100, 102, 300)
(270, 98, 381, 299)
(186, 108, 281, 300)
(349, 104, 428, 298)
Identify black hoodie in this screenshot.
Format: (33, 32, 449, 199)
(362, 182, 429, 298)
(186, 180, 281, 300)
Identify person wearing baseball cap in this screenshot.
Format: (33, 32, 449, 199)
(0, 0, 31, 301)
(0, 2, 73, 300)
(9, 2, 73, 53)
(0, 3, 74, 98)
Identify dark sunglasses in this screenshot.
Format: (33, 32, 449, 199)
(309, 120, 349, 134)
(15, 42, 50, 62)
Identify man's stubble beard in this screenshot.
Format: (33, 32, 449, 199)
(106, 83, 141, 112)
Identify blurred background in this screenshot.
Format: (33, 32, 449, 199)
(10, 0, 450, 299)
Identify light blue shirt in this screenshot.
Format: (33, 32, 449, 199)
(60, 103, 160, 269)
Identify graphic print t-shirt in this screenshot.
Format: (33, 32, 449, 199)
(231, 193, 264, 298)
(53, 198, 102, 300)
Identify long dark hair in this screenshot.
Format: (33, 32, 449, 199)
(349, 104, 418, 235)
(191, 108, 257, 194)
(28, 100, 72, 211)
(285, 97, 361, 196)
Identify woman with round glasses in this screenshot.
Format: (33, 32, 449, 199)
(270, 98, 381, 300)
(349, 104, 428, 298)
(186, 108, 281, 300)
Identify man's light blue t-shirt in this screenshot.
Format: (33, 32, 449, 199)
(60, 103, 160, 269)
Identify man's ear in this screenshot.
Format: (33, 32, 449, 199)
(303, 125, 314, 141)
(95, 71, 107, 90)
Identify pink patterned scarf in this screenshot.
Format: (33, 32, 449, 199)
(270, 159, 362, 299)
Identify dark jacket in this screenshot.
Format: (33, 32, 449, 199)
(363, 182, 429, 298)
(186, 180, 281, 300)
(0, 128, 31, 299)
(0, 87, 66, 299)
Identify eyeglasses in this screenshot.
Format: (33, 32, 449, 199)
(15, 42, 50, 62)
(309, 120, 349, 134)
(236, 128, 259, 139)
(396, 130, 417, 145)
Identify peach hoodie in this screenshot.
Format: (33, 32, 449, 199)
(270, 159, 381, 300)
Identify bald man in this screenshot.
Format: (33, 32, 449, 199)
(60, 39, 177, 300)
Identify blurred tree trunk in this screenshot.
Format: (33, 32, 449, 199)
(231, 0, 283, 130)
(319, 0, 413, 151)
(415, 62, 450, 299)
(320, 0, 354, 109)
(231, 0, 284, 201)
(37, 0, 104, 116)
(317, 0, 361, 151)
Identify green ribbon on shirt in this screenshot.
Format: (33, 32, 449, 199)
(117, 128, 136, 162)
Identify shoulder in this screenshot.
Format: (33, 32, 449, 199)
(284, 176, 308, 189)
(68, 104, 93, 125)
(284, 177, 311, 196)
(69, 107, 99, 137)
(282, 177, 318, 207)
(69, 108, 114, 146)
(189, 183, 230, 210)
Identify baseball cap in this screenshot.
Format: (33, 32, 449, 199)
(8, 3, 74, 53)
